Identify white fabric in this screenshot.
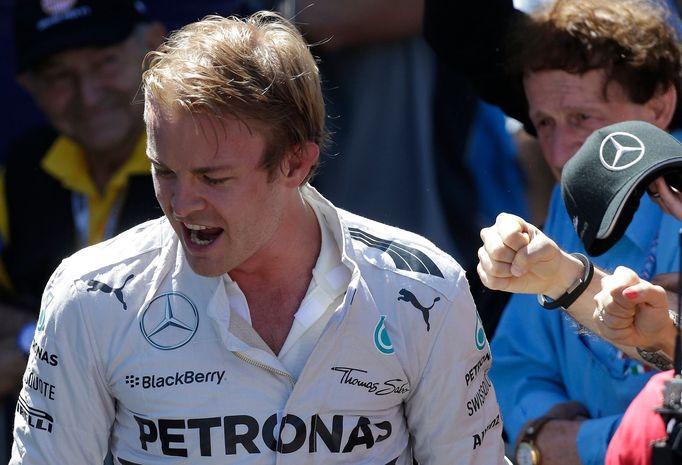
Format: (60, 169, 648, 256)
(11, 185, 506, 465)
(277, 201, 349, 378)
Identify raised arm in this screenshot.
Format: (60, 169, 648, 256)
(292, 0, 423, 51)
(478, 213, 678, 367)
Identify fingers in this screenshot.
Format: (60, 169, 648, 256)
(595, 307, 633, 331)
(480, 213, 529, 256)
(611, 267, 668, 309)
(476, 260, 511, 291)
(493, 212, 533, 252)
(479, 214, 530, 279)
(596, 267, 640, 310)
(594, 267, 640, 328)
(479, 213, 537, 277)
(650, 177, 682, 221)
(478, 213, 566, 294)
(594, 266, 671, 345)
(478, 214, 531, 291)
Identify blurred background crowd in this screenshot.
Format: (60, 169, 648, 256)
(3, 0, 682, 464)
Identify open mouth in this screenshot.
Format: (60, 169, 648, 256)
(184, 223, 223, 246)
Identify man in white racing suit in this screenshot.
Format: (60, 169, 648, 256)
(10, 11, 506, 465)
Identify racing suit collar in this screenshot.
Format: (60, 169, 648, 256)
(302, 184, 460, 301)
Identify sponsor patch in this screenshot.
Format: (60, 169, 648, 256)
(125, 370, 225, 390)
(140, 292, 199, 350)
(397, 289, 440, 332)
(17, 395, 54, 433)
(134, 412, 393, 457)
(30, 341, 59, 367)
(475, 312, 486, 350)
(331, 366, 409, 396)
(465, 352, 491, 387)
(467, 372, 492, 416)
(23, 370, 56, 400)
(374, 316, 394, 354)
(472, 414, 500, 450)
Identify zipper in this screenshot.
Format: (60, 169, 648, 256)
(234, 351, 296, 385)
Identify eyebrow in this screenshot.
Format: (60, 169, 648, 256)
(147, 156, 234, 174)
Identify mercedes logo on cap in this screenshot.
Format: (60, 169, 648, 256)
(599, 131, 645, 171)
(140, 292, 199, 350)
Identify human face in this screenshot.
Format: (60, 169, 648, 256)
(20, 32, 148, 155)
(147, 106, 293, 277)
(524, 69, 655, 180)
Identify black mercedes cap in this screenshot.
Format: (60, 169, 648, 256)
(561, 120, 682, 256)
(13, 0, 150, 74)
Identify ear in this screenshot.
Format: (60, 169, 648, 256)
(645, 83, 677, 129)
(280, 142, 320, 187)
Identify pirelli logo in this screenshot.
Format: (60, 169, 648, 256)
(17, 395, 53, 433)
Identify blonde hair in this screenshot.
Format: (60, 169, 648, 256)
(142, 11, 327, 180)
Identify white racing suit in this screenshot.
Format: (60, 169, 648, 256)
(10, 186, 505, 464)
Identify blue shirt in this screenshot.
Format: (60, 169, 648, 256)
(489, 185, 682, 465)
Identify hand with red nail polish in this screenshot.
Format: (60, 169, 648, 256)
(594, 267, 676, 358)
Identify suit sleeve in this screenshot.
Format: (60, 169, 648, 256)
(9, 264, 115, 464)
(405, 274, 507, 464)
(422, 0, 532, 132)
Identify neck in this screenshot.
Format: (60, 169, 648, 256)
(84, 131, 142, 194)
(230, 191, 322, 292)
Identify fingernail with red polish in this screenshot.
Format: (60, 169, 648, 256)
(623, 289, 638, 299)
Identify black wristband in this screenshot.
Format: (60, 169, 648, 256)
(538, 253, 594, 310)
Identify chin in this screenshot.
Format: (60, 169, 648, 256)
(184, 256, 230, 278)
(186, 261, 225, 277)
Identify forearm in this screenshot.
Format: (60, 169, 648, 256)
(534, 419, 583, 465)
(544, 254, 677, 365)
(539, 250, 606, 329)
(294, 0, 423, 50)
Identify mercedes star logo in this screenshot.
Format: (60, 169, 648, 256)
(599, 131, 645, 171)
(140, 292, 199, 350)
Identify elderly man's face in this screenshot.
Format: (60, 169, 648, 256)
(524, 69, 657, 180)
(19, 30, 151, 156)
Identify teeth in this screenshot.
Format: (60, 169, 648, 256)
(190, 230, 213, 246)
(184, 223, 208, 230)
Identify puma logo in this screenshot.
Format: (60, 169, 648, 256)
(397, 289, 440, 332)
(86, 274, 134, 310)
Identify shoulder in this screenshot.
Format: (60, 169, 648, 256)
(4, 125, 57, 171)
(339, 209, 466, 298)
(35, 217, 172, 344)
(54, 217, 169, 287)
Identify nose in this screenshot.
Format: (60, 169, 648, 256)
(544, 130, 583, 174)
(75, 73, 104, 108)
(170, 178, 205, 219)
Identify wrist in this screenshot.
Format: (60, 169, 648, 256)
(516, 415, 556, 465)
(544, 252, 585, 299)
(640, 319, 678, 358)
(538, 253, 594, 310)
(636, 346, 673, 371)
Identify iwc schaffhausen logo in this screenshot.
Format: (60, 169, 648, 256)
(599, 131, 645, 171)
(140, 292, 199, 350)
